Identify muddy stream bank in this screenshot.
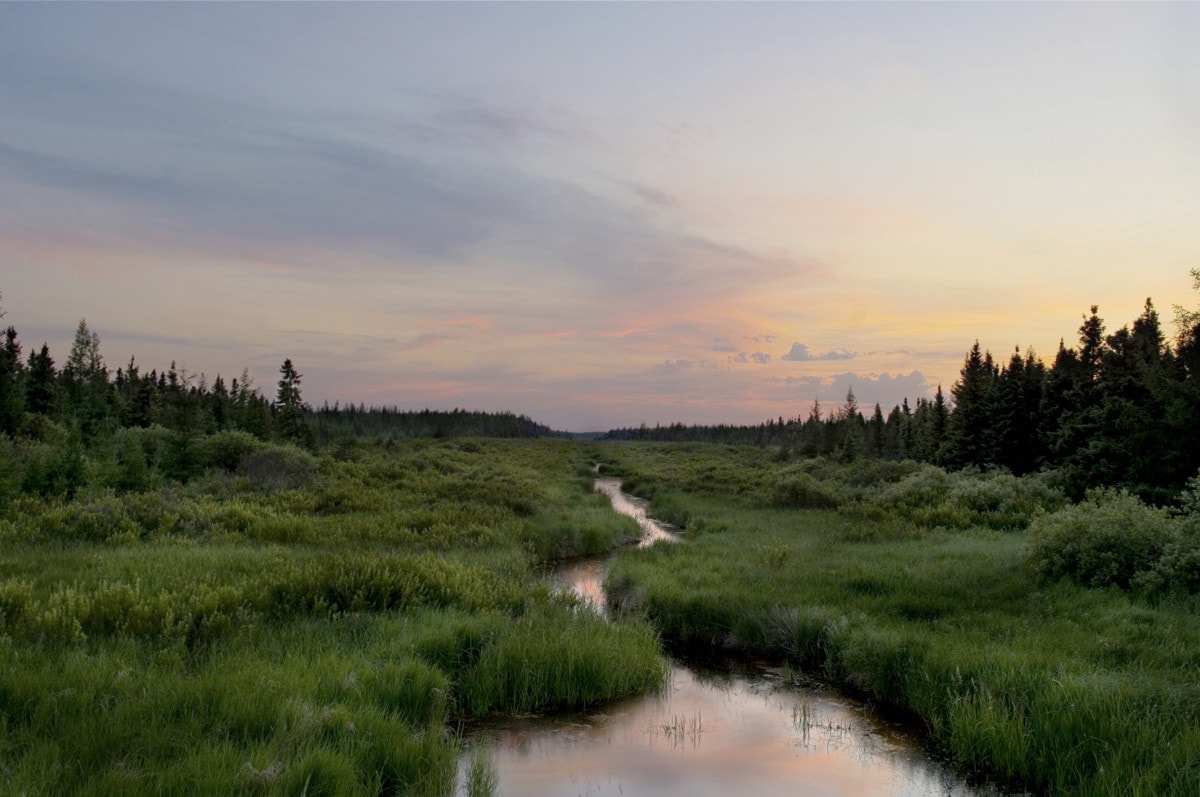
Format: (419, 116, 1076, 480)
(456, 477, 1006, 796)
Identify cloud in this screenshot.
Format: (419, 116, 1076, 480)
(770, 370, 934, 412)
(729, 351, 772, 364)
(653, 359, 694, 375)
(629, 182, 678, 208)
(0, 51, 816, 327)
(652, 358, 724, 376)
(781, 342, 857, 362)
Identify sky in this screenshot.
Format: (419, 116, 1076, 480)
(2, 2, 1198, 432)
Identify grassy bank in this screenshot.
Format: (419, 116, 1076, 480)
(600, 442, 1200, 796)
(0, 439, 666, 795)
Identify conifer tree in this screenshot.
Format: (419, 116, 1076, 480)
(62, 319, 110, 436)
(0, 326, 24, 436)
(25, 344, 57, 417)
(948, 341, 996, 469)
(275, 358, 309, 443)
(930, 385, 949, 464)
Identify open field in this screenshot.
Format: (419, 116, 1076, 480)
(599, 442, 1200, 796)
(0, 439, 666, 795)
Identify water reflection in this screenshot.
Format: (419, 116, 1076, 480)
(457, 478, 1006, 797)
(460, 663, 996, 797)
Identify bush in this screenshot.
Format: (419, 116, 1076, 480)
(769, 466, 846, 509)
(1133, 535, 1200, 594)
(946, 471, 1066, 530)
(20, 438, 86, 498)
(196, 430, 264, 472)
(235, 444, 318, 491)
(1027, 489, 1178, 590)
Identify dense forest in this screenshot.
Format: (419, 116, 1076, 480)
(609, 271, 1200, 502)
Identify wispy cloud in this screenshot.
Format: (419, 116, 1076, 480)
(780, 342, 857, 362)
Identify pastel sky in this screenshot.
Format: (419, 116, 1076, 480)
(3, 3, 1198, 431)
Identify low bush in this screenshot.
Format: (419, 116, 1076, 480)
(1027, 489, 1178, 590)
(768, 466, 846, 509)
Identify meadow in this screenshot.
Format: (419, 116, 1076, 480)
(0, 437, 666, 795)
(599, 442, 1200, 796)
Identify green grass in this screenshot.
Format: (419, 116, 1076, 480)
(601, 442, 1200, 796)
(0, 439, 667, 795)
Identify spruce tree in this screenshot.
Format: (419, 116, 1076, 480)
(0, 326, 23, 436)
(275, 359, 309, 443)
(948, 341, 995, 469)
(62, 319, 110, 436)
(25, 344, 57, 417)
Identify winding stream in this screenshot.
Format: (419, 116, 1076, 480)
(457, 478, 1005, 797)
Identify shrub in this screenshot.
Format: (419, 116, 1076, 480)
(769, 466, 845, 509)
(20, 439, 86, 498)
(196, 430, 264, 472)
(0, 435, 21, 508)
(235, 444, 318, 491)
(871, 465, 952, 509)
(1026, 489, 1177, 590)
(1132, 535, 1200, 594)
(946, 471, 1066, 530)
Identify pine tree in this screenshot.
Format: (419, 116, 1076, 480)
(930, 385, 949, 464)
(0, 326, 23, 436)
(991, 347, 1045, 475)
(1172, 270, 1200, 482)
(1050, 308, 1110, 497)
(834, 388, 863, 462)
(25, 344, 57, 417)
(1093, 299, 1178, 494)
(867, 403, 885, 458)
(948, 341, 996, 469)
(275, 359, 309, 443)
(62, 319, 110, 436)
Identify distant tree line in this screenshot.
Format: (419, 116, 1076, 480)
(0, 295, 563, 497)
(607, 272, 1200, 502)
(312, 403, 559, 443)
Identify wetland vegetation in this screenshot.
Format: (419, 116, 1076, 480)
(0, 438, 666, 795)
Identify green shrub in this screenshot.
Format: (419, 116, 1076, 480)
(196, 429, 264, 472)
(1132, 535, 1200, 594)
(769, 466, 845, 509)
(20, 438, 86, 498)
(1027, 489, 1177, 590)
(235, 444, 318, 491)
(871, 465, 952, 509)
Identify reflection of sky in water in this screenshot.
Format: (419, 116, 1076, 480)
(461, 666, 998, 797)
(594, 478, 678, 547)
(458, 480, 1005, 797)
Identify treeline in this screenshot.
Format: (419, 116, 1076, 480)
(0, 302, 562, 498)
(609, 273, 1200, 501)
(312, 403, 561, 442)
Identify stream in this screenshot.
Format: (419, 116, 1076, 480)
(456, 477, 1006, 796)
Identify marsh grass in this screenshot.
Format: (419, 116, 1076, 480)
(0, 439, 667, 795)
(601, 442, 1200, 796)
